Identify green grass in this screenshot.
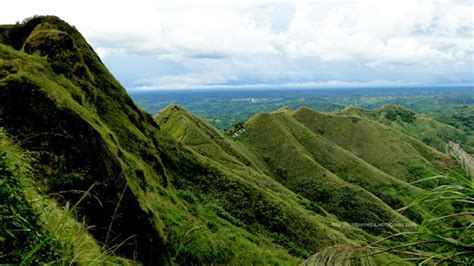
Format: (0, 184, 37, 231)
(0, 129, 133, 264)
(155, 104, 378, 260)
(369, 169, 473, 263)
(155, 104, 419, 236)
(0, 16, 378, 264)
(339, 105, 474, 154)
(1, 15, 468, 265)
(238, 111, 416, 233)
(293, 107, 449, 186)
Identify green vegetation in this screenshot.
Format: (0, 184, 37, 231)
(239, 111, 413, 232)
(339, 105, 474, 154)
(0, 129, 59, 264)
(1, 16, 472, 265)
(0, 16, 369, 264)
(369, 143, 473, 264)
(293, 107, 450, 186)
(0, 129, 131, 264)
(130, 87, 473, 131)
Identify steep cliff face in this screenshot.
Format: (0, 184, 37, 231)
(0, 16, 171, 264)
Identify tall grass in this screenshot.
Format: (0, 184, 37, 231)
(366, 142, 474, 265)
(302, 142, 473, 265)
(0, 129, 132, 265)
(301, 245, 376, 266)
(24, 183, 137, 265)
(447, 141, 473, 179)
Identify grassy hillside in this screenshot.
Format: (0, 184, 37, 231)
(0, 129, 132, 264)
(259, 111, 425, 214)
(0, 16, 401, 264)
(155, 104, 470, 264)
(1, 16, 468, 265)
(293, 107, 451, 187)
(155, 105, 425, 234)
(155, 104, 264, 172)
(339, 105, 474, 154)
(244, 112, 411, 228)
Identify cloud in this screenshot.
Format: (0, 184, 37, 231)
(134, 79, 419, 91)
(0, 0, 472, 89)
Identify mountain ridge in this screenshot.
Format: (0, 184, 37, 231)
(1, 16, 469, 265)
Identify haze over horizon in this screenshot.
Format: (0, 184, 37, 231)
(2, 0, 473, 90)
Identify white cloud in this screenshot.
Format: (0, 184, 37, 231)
(134, 79, 417, 91)
(1, 0, 473, 88)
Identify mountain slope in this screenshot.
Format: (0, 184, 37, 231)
(0, 130, 132, 264)
(1, 16, 398, 264)
(1, 17, 171, 263)
(154, 105, 381, 252)
(292, 107, 451, 187)
(338, 105, 474, 154)
(155, 105, 426, 235)
(250, 111, 424, 212)
(2, 16, 465, 265)
(244, 112, 414, 228)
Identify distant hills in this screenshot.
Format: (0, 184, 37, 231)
(338, 105, 474, 154)
(0, 16, 472, 265)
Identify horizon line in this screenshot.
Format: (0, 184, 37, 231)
(127, 83, 474, 92)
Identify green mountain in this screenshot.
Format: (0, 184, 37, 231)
(0, 16, 468, 265)
(238, 111, 426, 221)
(156, 105, 418, 231)
(292, 107, 452, 186)
(338, 105, 474, 154)
(0, 16, 379, 265)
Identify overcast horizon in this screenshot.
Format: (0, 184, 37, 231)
(2, 0, 473, 90)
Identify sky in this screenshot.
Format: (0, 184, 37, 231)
(1, 0, 473, 90)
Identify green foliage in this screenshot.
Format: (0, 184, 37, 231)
(339, 105, 474, 154)
(0, 131, 60, 264)
(371, 173, 473, 264)
(1, 15, 471, 265)
(155, 105, 360, 260)
(362, 143, 474, 264)
(383, 106, 416, 123)
(293, 107, 447, 185)
(156, 105, 415, 238)
(0, 130, 136, 264)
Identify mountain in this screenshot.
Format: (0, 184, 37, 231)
(157, 105, 415, 230)
(338, 105, 474, 154)
(0, 16, 467, 265)
(292, 107, 452, 186)
(0, 16, 387, 265)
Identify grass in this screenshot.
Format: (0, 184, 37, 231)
(447, 142, 474, 179)
(366, 144, 473, 264)
(0, 128, 132, 264)
(339, 105, 474, 154)
(238, 111, 416, 234)
(156, 105, 420, 238)
(1, 15, 469, 265)
(1, 16, 368, 264)
(155, 104, 472, 263)
(293, 107, 448, 186)
(301, 145, 473, 265)
(301, 244, 411, 266)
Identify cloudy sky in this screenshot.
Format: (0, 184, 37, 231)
(1, 0, 473, 90)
